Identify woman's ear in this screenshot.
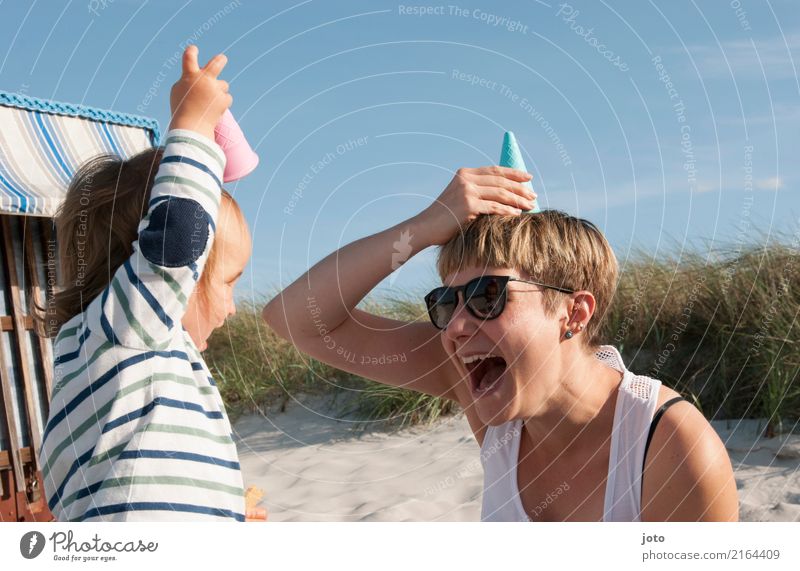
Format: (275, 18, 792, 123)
(568, 291, 596, 328)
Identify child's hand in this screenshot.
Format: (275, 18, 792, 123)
(169, 45, 232, 140)
(412, 166, 536, 246)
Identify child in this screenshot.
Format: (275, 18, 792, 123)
(263, 167, 738, 521)
(38, 45, 252, 521)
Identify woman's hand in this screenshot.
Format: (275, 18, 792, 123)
(168, 45, 232, 140)
(412, 166, 536, 246)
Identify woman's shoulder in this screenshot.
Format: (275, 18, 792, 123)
(653, 383, 685, 408)
(640, 385, 738, 521)
(647, 384, 714, 448)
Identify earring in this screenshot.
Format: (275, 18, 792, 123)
(564, 330, 574, 340)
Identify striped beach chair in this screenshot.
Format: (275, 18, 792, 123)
(0, 90, 159, 521)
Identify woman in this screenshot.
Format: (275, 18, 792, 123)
(262, 166, 738, 521)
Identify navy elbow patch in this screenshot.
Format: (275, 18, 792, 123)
(139, 197, 211, 267)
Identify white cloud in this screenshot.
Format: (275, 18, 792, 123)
(695, 181, 718, 193)
(690, 176, 786, 193)
(718, 103, 800, 126)
(754, 176, 785, 190)
(670, 34, 800, 80)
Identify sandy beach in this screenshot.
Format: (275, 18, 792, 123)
(717, 419, 800, 522)
(234, 397, 800, 522)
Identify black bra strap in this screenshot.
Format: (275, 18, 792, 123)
(642, 396, 686, 473)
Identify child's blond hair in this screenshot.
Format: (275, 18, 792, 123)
(36, 147, 243, 338)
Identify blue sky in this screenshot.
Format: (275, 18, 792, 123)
(1, 0, 798, 302)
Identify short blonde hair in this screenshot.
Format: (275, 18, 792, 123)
(436, 210, 619, 348)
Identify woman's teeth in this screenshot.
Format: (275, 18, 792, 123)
(460, 352, 499, 365)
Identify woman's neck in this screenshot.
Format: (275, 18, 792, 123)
(521, 346, 623, 461)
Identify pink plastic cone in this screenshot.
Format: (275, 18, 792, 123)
(215, 109, 259, 182)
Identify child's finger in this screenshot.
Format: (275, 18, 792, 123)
(218, 79, 229, 93)
(218, 92, 233, 110)
(203, 53, 228, 78)
(182, 45, 200, 75)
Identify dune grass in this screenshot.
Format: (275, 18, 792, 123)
(208, 236, 800, 435)
(607, 238, 800, 436)
(203, 296, 361, 418)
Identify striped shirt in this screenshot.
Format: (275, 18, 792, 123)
(39, 129, 246, 522)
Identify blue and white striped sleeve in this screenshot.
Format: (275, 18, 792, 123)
(84, 129, 226, 349)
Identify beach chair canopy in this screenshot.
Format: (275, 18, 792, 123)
(0, 90, 160, 217)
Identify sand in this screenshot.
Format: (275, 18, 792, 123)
(234, 397, 799, 522)
(714, 419, 800, 522)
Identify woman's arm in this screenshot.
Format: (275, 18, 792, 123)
(263, 166, 537, 400)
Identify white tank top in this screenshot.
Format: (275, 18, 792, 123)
(479, 345, 661, 522)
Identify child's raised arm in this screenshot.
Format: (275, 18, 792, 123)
(81, 46, 231, 351)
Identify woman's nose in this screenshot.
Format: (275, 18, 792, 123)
(443, 293, 476, 340)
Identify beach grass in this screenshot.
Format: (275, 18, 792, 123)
(208, 236, 800, 435)
(607, 236, 800, 436)
(204, 296, 363, 418)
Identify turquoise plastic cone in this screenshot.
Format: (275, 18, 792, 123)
(499, 131, 538, 213)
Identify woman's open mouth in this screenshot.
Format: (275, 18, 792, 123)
(462, 353, 508, 398)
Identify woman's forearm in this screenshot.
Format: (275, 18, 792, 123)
(263, 166, 534, 339)
(263, 214, 431, 338)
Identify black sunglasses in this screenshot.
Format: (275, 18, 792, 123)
(424, 275, 575, 330)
